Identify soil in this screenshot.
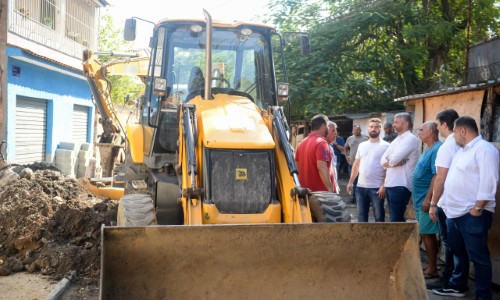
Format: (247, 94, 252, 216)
(0, 162, 118, 290)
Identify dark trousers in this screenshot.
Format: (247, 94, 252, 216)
(385, 186, 411, 222)
(355, 187, 385, 222)
(447, 211, 493, 299)
(437, 207, 469, 288)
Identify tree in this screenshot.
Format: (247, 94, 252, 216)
(267, 0, 499, 117)
(98, 11, 145, 105)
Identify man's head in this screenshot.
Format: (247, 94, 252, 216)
(383, 123, 393, 136)
(352, 125, 361, 137)
(368, 118, 382, 139)
(393, 112, 413, 134)
(453, 116, 479, 147)
(310, 114, 329, 137)
(326, 121, 338, 144)
(417, 121, 438, 145)
(436, 109, 459, 137)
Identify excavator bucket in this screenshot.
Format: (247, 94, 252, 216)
(100, 223, 426, 299)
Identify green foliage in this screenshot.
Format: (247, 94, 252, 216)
(266, 0, 499, 118)
(98, 10, 144, 104)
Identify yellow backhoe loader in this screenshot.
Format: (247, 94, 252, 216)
(81, 50, 149, 199)
(98, 10, 426, 299)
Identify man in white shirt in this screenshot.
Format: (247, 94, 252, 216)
(380, 112, 420, 222)
(432, 116, 499, 299)
(347, 118, 389, 222)
(427, 109, 469, 292)
(326, 121, 340, 194)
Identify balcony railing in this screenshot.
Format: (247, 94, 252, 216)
(8, 0, 98, 60)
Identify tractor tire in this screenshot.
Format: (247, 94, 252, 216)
(123, 149, 148, 194)
(309, 192, 351, 223)
(117, 194, 157, 226)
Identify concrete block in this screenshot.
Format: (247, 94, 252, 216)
(80, 143, 91, 151)
(58, 142, 76, 151)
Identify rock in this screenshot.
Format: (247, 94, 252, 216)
(0, 168, 19, 189)
(0, 265, 11, 276)
(19, 168, 34, 180)
(7, 257, 24, 272)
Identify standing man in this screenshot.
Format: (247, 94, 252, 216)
(346, 118, 389, 222)
(432, 117, 499, 299)
(383, 123, 397, 143)
(428, 109, 469, 291)
(326, 121, 340, 193)
(412, 121, 442, 279)
(331, 134, 345, 176)
(295, 114, 335, 192)
(344, 125, 369, 202)
(380, 112, 420, 222)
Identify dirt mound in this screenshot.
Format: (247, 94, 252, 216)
(0, 167, 117, 284)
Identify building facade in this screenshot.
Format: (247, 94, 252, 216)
(2, 0, 107, 164)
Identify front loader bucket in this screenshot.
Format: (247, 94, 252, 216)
(100, 223, 426, 299)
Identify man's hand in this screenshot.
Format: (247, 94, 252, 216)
(347, 182, 353, 195)
(469, 207, 483, 217)
(429, 206, 438, 222)
(376, 186, 385, 199)
(422, 197, 431, 213)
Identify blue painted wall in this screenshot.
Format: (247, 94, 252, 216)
(6, 46, 95, 163)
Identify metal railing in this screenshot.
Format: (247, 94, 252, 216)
(8, 0, 98, 59)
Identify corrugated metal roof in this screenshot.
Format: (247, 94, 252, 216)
(394, 77, 500, 102)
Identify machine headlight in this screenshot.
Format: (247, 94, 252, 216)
(277, 83, 289, 97)
(154, 77, 167, 96)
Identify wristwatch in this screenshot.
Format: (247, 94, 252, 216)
(475, 206, 484, 213)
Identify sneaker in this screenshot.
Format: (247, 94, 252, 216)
(426, 279, 447, 290)
(432, 288, 466, 297)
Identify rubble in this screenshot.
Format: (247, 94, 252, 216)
(0, 163, 117, 284)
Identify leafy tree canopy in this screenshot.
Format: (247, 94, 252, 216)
(266, 0, 499, 118)
(98, 11, 145, 105)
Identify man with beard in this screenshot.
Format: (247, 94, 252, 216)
(295, 114, 335, 192)
(347, 118, 389, 222)
(380, 112, 420, 222)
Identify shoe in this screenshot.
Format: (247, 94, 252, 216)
(426, 278, 448, 290)
(432, 288, 466, 297)
(423, 272, 439, 279)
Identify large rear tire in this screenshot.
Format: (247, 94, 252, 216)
(117, 194, 157, 226)
(309, 192, 351, 223)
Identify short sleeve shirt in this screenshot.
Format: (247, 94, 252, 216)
(295, 133, 333, 192)
(412, 141, 442, 209)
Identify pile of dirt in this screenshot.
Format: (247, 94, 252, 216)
(0, 163, 118, 284)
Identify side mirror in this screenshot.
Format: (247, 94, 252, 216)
(124, 18, 137, 41)
(300, 35, 310, 56)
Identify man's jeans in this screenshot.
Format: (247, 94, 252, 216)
(355, 187, 385, 222)
(437, 207, 469, 288)
(447, 211, 493, 299)
(385, 186, 411, 222)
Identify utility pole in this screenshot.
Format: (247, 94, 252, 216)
(0, 0, 8, 141)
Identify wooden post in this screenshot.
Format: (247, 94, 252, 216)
(481, 87, 496, 141)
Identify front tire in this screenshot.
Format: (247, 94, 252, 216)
(309, 192, 351, 223)
(117, 194, 157, 226)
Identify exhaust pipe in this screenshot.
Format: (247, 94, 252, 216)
(203, 9, 213, 100)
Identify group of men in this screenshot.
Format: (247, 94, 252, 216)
(295, 111, 499, 299)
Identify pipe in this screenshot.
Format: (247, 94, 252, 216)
(203, 9, 213, 100)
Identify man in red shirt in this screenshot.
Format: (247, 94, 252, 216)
(295, 114, 335, 192)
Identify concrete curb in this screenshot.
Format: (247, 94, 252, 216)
(46, 270, 76, 300)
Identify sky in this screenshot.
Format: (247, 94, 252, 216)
(105, 0, 272, 48)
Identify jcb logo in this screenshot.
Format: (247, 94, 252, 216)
(236, 168, 248, 180)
